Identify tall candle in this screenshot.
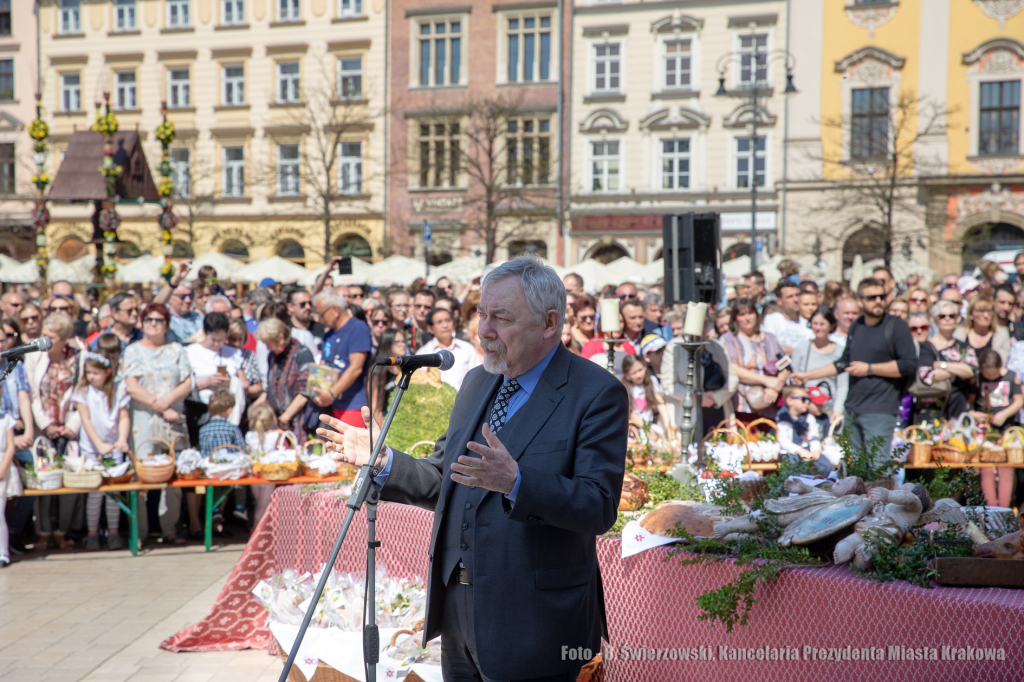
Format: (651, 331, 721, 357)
(599, 298, 621, 333)
(683, 302, 707, 337)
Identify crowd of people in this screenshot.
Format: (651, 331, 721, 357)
(2, 253, 1023, 567)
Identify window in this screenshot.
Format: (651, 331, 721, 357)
(223, 146, 244, 196)
(223, 65, 244, 105)
(167, 0, 189, 27)
(418, 19, 462, 87)
(338, 58, 362, 99)
(338, 0, 362, 18)
(170, 148, 191, 197)
(0, 0, 10, 38)
(851, 87, 889, 160)
(739, 34, 767, 85)
(506, 118, 550, 185)
(590, 141, 619, 192)
(115, 71, 136, 110)
(59, 0, 80, 34)
(507, 14, 551, 82)
(114, 0, 136, 31)
(661, 139, 690, 189)
(664, 40, 691, 89)
(278, 0, 299, 21)
(0, 59, 11, 100)
(168, 68, 190, 108)
(979, 81, 1021, 156)
(277, 62, 300, 103)
(278, 144, 300, 195)
(593, 43, 620, 92)
(418, 122, 460, 187)
(0, 144, 13, 195)
(736, 136, 766, 188)
(61, 73, 81, 111)
(339, 142, 362, 193)
(222, 0, 244, 25)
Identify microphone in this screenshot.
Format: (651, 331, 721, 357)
(375, 349, 455, 371)
(1, 336, 53, 359)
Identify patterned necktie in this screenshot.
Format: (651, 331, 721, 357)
(488, 379, 522, 434)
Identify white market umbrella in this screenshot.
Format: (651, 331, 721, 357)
(633, 259, 665, 285)
(430, 256, 486, 284)
(300, 257, 372, 287)
(562, 259, 616, 293)
(366, 255, 427, 287)
(185, 251, 246, 282)
(604, 256, 645, 282)
(47, 255, 96, 283)
(234, 256, 312, 284)
(722, 255, 752, 283)
(847, 254, 865, 290)
(0, 255, 39, 283)
(115, 254, 166, 284)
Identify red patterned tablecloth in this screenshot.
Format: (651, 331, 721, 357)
(164, 486, 1024, 682)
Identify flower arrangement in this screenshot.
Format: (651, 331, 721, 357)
(29, 119, 49, 141)
(155, 120, 176, 146)
(100, 263, 118, 278)
(158, 176, 175, 198)
(158, 211, 178, 232)
(34, 141, 47, 153)
(93, 112, 119, 137)
(30, 173, 52, 191)
(99, 163, 123, 178)
(161, 261, 175, 282)
(98, 208, 121, 233)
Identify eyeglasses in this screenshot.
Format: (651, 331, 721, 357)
(174, 293, 194, 300)
(973, 309, 992, 315)
(789, 396, 810, 403)
(578, 315, 595, 322)
(861, 294, 886, 302)
(391, 303, 410, 310)
(938, 313, 957, 320)
(120, 307, 138, 315)
(49, 305, 71, 313)
(296, 301, 312, 308)
(20, 314, 39, 322)
(143, 317, 167, 325)
(413, 304, 432, 310)
(909, 297, 928, 304)
(910, 325, 929, 333)
(371, 318, 390, 326)
(618, 294, 636, 300)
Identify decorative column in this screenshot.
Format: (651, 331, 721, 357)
(28, 93, 51, 281)
(155, 102, 178, 283)
(94, 93, 121, 284)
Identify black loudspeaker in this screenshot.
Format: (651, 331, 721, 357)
(663, 212, 721, 306)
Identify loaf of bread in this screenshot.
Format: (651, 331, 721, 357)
(618, 471, 649, 511)
(640, 500, 732, 538)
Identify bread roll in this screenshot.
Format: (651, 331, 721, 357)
(640, 500, 732, 538)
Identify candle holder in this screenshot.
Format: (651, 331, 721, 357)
(603, 336, 629, 375)
(677, 337, 707, 455)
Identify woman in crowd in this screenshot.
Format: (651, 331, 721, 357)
(822, 281, 844, 310)
(905, 287, 932, 316)
(368, 307, 396, 353)
(256, 318, 313, 436)
(712, 307, 732, 338)
(369, 328, 409, 426)
(718, 298, 789, 418)
(18, 303, 42, 342)
(387, 289, 412, 327)
(791, 306, 847, 430)
(25, 313, 85, 550)
(570, 295, 598, 348)
(916, 300, 976, 423)
(228, 317, 264, 403)
(954, 297, 1010, 365)
(122, 302, 193, 545)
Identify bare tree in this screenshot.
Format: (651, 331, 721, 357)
(171, 137, 216, 253)
(800, 89, 955, 267)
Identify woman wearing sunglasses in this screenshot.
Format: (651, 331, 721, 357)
(790, 306, 847, 433)
(914, 300, 977, 424)
(953, 296, 1010, 365)
(570, 295, 599, 348)
(18, 303, 42, 342)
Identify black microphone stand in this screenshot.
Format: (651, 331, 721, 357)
(278, 368, 417, 682)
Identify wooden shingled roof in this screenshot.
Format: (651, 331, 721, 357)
(47, 130, 159, 202)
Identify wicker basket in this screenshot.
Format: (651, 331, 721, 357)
(903, 425, 934, 466)
(21, 437, 64, 490)
(979, 445, 1008, 463)
(254, 431, 300, 481)
(715, 418, 750, 446)
(698, 427, 750, 471)
(299, 439, 334, 478)
(133, 438, 177, 484)
(932, 445, 970, 464)
(177, 469, 205, 480)
(745, 417, 780, 463)
(206, 444, 252, 480)
(1003, 426, 1024, 464)
(102, 467, 136, 486)
(63, 458, 103, 490)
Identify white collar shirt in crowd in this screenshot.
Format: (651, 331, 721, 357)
(71, 382, 130, 461)
(828, 330, 847, 350)
(761, 311, 814, 351)
(416, 336, 480, 391)
(187, 343, 244, 404)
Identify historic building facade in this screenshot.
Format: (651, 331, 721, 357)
(785, 0, 1024, 278)
(36, 0, 387, 268)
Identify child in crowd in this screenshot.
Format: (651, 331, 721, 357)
(777, 385, 831, 476)
(621, 354, 675, 442)
(0, 385, 16, 567)
(74, 336, 130, 551)
(246, 403, 278, 524)
(969, 349, 1022, 508)
(199, 389, 247, 457)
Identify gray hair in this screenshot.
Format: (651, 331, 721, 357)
(313, 288, 349, 313)
(908, 311, 929, 326)
(246, 287, 273, 305)
(97, 303, 111, 320)
(42, 312, 75, 340)
(174, 280, 193, 292)
(482, 255, 566, 327)
(931, 299, 959, 320)
(206, 295, 232, 314)
(642, 293, 664, 310)
(255, 317, 291, 344)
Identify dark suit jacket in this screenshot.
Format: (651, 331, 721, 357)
(380, 343, 628, 679)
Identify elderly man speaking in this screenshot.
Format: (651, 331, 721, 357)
(317, 256, 628, 681)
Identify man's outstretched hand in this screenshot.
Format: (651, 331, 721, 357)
(454, 424, 519, 495)
(318, 407, 384, 468)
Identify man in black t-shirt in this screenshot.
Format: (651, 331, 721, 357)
(792, 278, 917, 468)
(993, 283, 1024, 342)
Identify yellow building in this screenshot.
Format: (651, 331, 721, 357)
(37, 0, 387, 270)
(785, 0, 1024, 278)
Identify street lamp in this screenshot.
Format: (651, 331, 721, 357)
(715, 26, 796, 268)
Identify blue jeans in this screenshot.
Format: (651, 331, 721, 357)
(845, 412, 898, 470)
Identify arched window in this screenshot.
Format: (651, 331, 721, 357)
(333, 233, 373, 262)
(277, 239, 305, 266)
(508, 240, 548, 259)
(172, 240, 194, 259)
(842, 227, 885, 273)
(723, 243, 750, 262)
(116, 241, 142, 259)
(588, 243, 628, 264)
(220, 239, 250, 261)
(961, 222, 1024, 274)
(56, 237, 88, 262)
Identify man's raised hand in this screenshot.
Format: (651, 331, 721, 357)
(317, 407, 382, 468)
(454, 424, 519, 495)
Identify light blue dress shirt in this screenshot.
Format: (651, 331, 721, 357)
(373, 344, 560, 505)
